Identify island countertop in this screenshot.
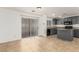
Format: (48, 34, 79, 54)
(47, 24, 79, 29)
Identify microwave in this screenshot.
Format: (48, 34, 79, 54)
(64, 21, 72, 25)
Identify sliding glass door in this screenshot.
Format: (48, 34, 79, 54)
(22, 18, 30, 38)
(30, 19, 38, 36)
(22, 18, 38, 38)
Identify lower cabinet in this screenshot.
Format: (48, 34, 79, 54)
(47, 29, 51, 36)
(51, 28, 57, 35)
(47, 28, 57, 36)
(74, 29, 79, 38)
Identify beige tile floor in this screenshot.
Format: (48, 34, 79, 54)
(0, 36, 79, 52)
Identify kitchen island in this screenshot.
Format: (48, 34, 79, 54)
(47, 25, 74, 41)
(57, 29, 73, 41)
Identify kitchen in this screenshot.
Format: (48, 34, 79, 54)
(47, 16, 79, 41)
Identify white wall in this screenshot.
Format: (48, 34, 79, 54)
(0, 8, 21, 43)
(38, 15, 47, 36)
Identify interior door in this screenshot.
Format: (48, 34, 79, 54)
(22, 18, 30, 38)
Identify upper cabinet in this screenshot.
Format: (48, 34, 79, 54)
(47, 20, 52, 26)
(53, 18, 58, 25)
(47, 18, 52, 27)
(72, 16, 79, 24)
(55, 18, 64, 25)
(47, 17, 64, 26)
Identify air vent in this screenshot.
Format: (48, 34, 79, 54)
(36, 7, 42, 9)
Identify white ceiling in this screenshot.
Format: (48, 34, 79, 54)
(9, 7, 79, 18)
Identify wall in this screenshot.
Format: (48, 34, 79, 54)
(0, 8, 21, 43)
(38, 15, 47, 36)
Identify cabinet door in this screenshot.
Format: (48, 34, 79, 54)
(76, 17, 79, 24)
(47, 20, 51, 26)
(72, 17, 77, 24)
(74, 29, 79, 37)
(57, 19, 64, 24)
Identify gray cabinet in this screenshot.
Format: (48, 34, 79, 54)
(51, 28, 57, 35)
(57, 19, 64, 24)
(75, 17, 79, 24)
(57, 29, 73, 41)
(72, 17, 78, 24)
(47, 28, 57, 36)
(74, 29, 79, 37)
(47, 20, 52, 26)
